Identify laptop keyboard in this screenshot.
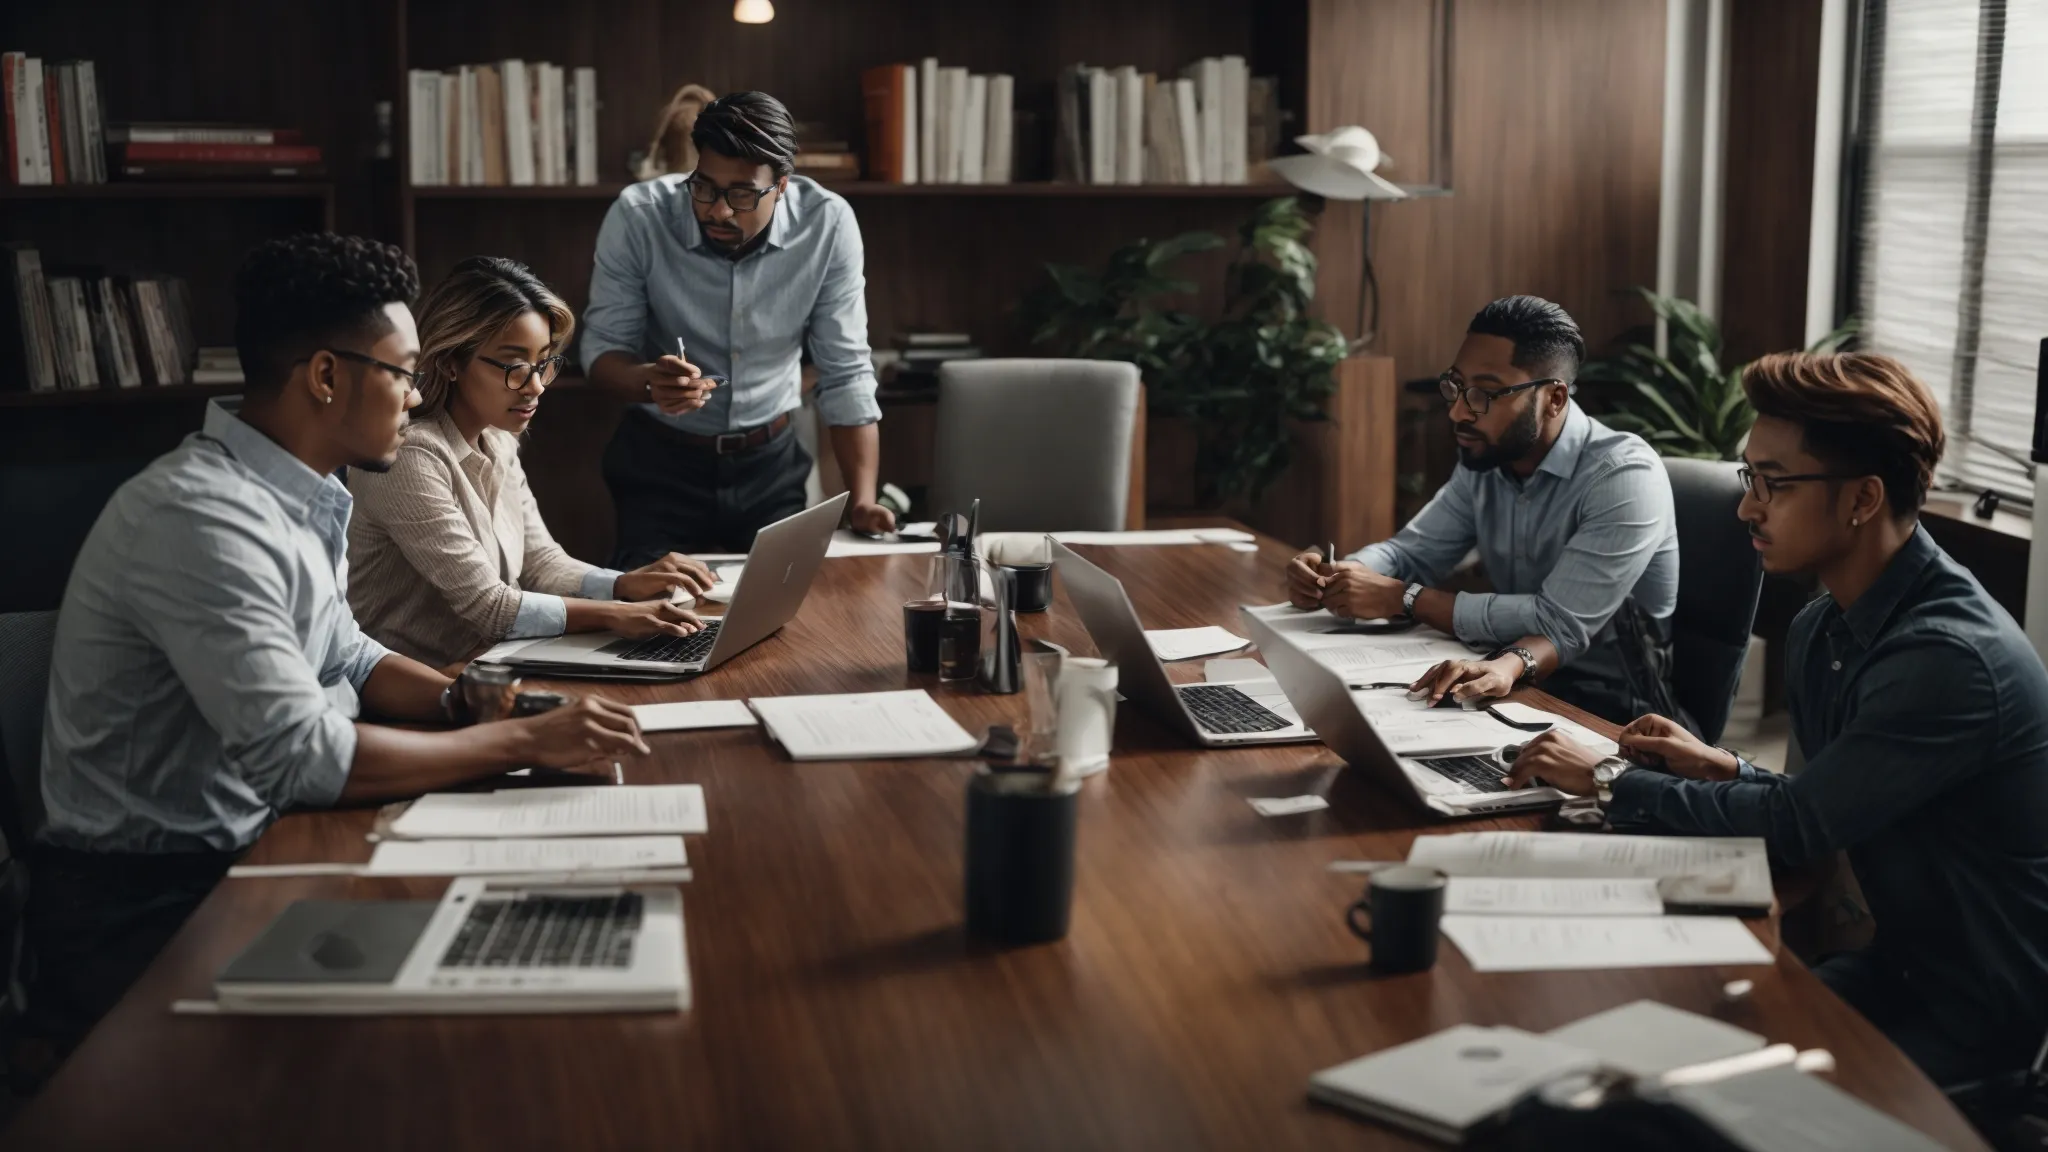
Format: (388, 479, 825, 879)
(1421, 754, 1510, 793)
(605, 619, 722, 665)
(1181, 684, 1292, 734)
(438, 892, 644, 971)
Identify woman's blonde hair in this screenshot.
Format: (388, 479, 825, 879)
(636, 83, 718, 180)
(413, 256, 575, 414)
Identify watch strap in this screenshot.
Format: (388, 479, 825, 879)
(1401, 582, 1424, 620)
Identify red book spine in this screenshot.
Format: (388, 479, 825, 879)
(117, 142, 322, 163)
(43, 70, 65, 184)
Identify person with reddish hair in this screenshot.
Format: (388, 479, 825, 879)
(1507, 351, 2048, 1086)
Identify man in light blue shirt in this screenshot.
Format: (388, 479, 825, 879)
(1286, 296, 1680, 724)
(23, 235, 651, 1070)
(582, 90, 896, 563)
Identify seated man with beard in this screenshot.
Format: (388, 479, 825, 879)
(1284, 295, 1680, 724)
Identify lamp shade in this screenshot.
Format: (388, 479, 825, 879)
(1269, 126, 1407, 201)
(734, 0, 775, 23)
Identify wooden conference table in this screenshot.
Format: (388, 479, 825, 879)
(5, 524, 1983, 1150)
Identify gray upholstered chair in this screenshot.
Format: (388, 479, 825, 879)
(928, 359, 1141, 532)
(1664, 459, 1763, 744)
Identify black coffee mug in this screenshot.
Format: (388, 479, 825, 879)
(964, 767, 1078, 945)
(1002, 563, 1055, 613)
(1346, 864, 1447, 973)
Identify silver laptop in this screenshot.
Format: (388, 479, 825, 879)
(1052, 541, 1314, 746)
(213, 878, 688, 1015)
(1239, 609, 1566, 817)
(500, 492, 848, 676)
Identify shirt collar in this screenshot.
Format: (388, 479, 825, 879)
(1534, 401, 1591, 481)
(201, 399, 342, 520)
(427, 408, 481, 463)
(1838, 525, 1942, 648)
(676, 171, 798, 254)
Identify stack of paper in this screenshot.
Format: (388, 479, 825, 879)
(1145, 626, 1250, 662)
(1438, 914, 1773, 972)
(825, 523, 943, 557)
(750, 689, 980, 761)
(1050, 528, 1254, 547)
(363, 835, 688, 877)
(1309, 1024, 1599, 1143)
(1408, 831, 1773, 915)
(632, 700, 757, 732)
(386, 785, 709, 839)
(1350, 689, 1511, 756)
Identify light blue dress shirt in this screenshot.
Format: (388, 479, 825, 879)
(40, 400, 392, 853)
(580, 173, 882, 433)
(1352, 402, 1678, 664)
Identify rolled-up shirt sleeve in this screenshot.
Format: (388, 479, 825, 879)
(509, 592, 569, 638)
(1605, 634, 2000, 866)
(129, 506, 359, 810)
(806, 200, 882, 427)
(581, 195, 652, 370)
(1352, 469, 1477, 586)
(1449, 455, 1673, 661)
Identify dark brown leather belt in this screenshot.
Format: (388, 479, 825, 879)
(670, 411, 793, 455)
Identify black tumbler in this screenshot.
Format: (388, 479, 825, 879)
(965, 767, 1078, 945)
(1001, 563, 1055, 613)
(904, 599, 946, 673)
(1346, 865, 1447, 973)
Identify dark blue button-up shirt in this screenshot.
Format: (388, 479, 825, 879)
(1609, 526, 2048, 1051)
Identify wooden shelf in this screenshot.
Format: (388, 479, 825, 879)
(410, 182, 1299, 201)
(0, 182, 334, 201)
(0, 382, 244, 408)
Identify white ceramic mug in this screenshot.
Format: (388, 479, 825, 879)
(1054, 657, 1119, 777)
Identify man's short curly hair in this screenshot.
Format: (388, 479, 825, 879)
(234, 233, 419, 394)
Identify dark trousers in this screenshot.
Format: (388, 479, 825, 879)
(19, 846, 234, 1061)
(1813, 947, 2035, 1088)
(602, 408, 812, 567)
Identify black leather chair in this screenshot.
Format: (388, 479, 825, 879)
(1664, 459, 1762, 745)
(0, 610, 57, 1019)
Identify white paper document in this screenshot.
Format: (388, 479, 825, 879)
(1313, 639, 1474, 676)
(699, 564, 745, 604)
(1051, 528, 1254, 546)
(1443, 876, 1665, 917)
(386, 785, 709, 839)
(475, 637, 544, 662)
(1488, 702, 1620, 756)
(1409, 832, 1773, 913)
(1250, 795, 1329, 817)
(1440, 914, 1773, 972)
(751, 688, 981, 760)
(1203, 658, 1272, 684)
(825, 529, 943, 558)
(364, 835, 687, 876)
(1350, 690, 1512, 755)
(1545, 1001, 1765, 1077)
(632, 700, 758, 732)
(1145, 626, 1251, 662)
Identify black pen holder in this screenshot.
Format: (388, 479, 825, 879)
(964, 767, 1078, 945)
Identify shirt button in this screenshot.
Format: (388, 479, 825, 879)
(1830, 660, 1842, 671)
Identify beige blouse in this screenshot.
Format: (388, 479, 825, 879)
(346, 410, 619, 667)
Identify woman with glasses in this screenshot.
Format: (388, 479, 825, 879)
(347, 256, 717, 668)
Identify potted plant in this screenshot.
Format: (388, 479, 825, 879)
(1019, 197, 1348, 507)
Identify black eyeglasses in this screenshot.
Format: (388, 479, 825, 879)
(477, 354, 568, 390)
(686, 176, 776, 212)
(304, 348, 419, 386)
(1737, 465, 1862, 504)
(1438, 373, 1564, 416)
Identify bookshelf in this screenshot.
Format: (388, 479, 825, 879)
(411, 182, 1300, 201)
(0, 181, 335, 205)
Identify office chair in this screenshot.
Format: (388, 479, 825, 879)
(0, 610, 56, 1019)
(1664, 459, 1762, 745)
(928, 359, 1141, 532)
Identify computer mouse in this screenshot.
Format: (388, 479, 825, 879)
(307, 930, 367, 971)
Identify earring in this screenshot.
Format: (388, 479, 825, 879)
(1850, 517, 1859, 527)
(323, 395, 333, 405)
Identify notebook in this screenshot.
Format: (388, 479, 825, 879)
(749, 689, 981, 760)
(1308, 1025, 1600, 1144)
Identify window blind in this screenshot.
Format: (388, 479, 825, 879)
(1859, 0, 2048, 503)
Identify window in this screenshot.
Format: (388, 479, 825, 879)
(1857, 0, 2048, 503)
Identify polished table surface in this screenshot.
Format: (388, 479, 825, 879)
(4, 525, 1985, 1150)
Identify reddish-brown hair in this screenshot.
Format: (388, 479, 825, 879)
(1742, 351, 1945, 517)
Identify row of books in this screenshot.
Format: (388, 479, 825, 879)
(1057, 57, 1277, 186)
(1, 244, 216, 392)
(407, 62, 599, 186)
(4, 53, 107, 184)
(861, 61, 1015, 184)
(109, 122, 322, 180)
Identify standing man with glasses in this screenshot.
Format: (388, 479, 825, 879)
(1283, 295, 1682, 725)
(582, 90, 894, 563)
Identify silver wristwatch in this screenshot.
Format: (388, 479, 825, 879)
(1488, 644, 1538, 685)
(1592, 758, 1631, 805)
(1401, 582, 1424, 619)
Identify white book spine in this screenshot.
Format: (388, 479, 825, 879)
(1173, 79, 1201, 186)
(6, 55, 30, 184)
(901, 63, 919, 184)
(407, 71, 433, 185)
(16, 250, 57, 391)
(438, 73, 457, 185)
(985, 73, 1012, 184)
(77, 60, 103, 183)
(460, 67, 481, 186)
(944, 66, 969, 184)
(547, 64, 567, 183)
(22, 57, 50, 184)
(65, 282, 98, 389)
(1200, 59, 1222, 185)
(918, 58, 938, 187)
(961, 74, 987, 184)
(1088, 68, 1114, 185)
(573, 66, 598, 185)
(501, 59, 533, 185)
(1117, 66, 1143, 184)
(58, 65, 83, 187)
(1221, 55, 1248, 184)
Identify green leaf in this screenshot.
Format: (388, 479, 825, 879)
(1632, 382, 1706, 443)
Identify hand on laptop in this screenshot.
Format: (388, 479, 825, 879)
(1501, 730, 1600, 794)
(1618, 715, 1740, 781)
(600, 599, 705, 639)
(616, 554, 717, 600)
(517, 695, 650, 766)
(1407, 657, 1518, 706)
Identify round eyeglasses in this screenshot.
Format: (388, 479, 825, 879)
(1437, 373, 1564, 416)
(477, 355, 567, 390)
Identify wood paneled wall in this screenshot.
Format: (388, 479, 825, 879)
(1720, 0, 1825, 363)
(1305, 0, 1668, 397)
